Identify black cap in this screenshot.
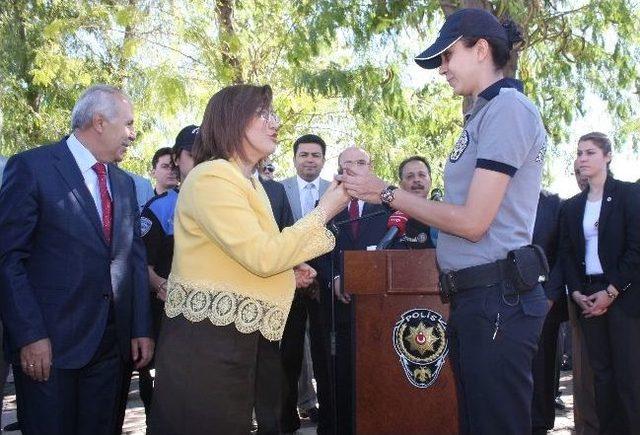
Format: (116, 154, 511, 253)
(415, 9, 508, 69)
(173, 125, 199, 154)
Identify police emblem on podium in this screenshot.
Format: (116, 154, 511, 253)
(393, 308, 449, 389)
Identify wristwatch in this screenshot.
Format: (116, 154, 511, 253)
(380, 185, 398, 207)
(605, 288, 618, 300)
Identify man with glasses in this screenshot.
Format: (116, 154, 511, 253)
(260, 158, 276, 181)
(324, 146, 389, 434)
(280, 134, 332, 433)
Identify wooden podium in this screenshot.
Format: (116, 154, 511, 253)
(344, 249, 459, 434)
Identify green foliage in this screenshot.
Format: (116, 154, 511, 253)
(1, 0, 638, 186)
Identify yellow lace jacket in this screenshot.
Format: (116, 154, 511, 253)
(165, 159, 335, 341)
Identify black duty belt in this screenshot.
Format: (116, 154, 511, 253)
(439, 259, 509, 303)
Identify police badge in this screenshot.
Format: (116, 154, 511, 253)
(392, 309, 449, 389)
(449, 130, 469, 162)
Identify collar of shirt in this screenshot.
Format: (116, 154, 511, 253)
(296, 175, 320, 193)
(477, 77, 524, 102)
(66, 133, 104, 177)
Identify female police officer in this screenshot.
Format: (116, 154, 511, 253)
(338, 9, 549, 435)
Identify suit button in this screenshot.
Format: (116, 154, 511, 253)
(103, 294, 111, 300)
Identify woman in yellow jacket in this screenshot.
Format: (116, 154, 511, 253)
(149, 85, 349, 434)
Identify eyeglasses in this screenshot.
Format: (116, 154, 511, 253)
(257, 109, 281, 127)
(340, 159, 369, 168)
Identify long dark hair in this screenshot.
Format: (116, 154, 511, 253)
(192, 85, 273, 165)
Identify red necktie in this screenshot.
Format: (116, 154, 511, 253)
(92, 163, 113, 244)
(348, 198, 360, 239)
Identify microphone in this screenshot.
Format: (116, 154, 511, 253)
(376, 211, 409, 250)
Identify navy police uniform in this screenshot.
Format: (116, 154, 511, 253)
(136, 188, 179, 420)
(437, 79, 548, 435)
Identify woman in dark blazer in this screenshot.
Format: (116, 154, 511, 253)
(560, 131, 640, 434)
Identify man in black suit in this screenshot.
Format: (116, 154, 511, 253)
(327, 147, 390, 435)
(0, 84, 153, 435)
(531, 190, 566, 434)
(256, 175, 294, 434)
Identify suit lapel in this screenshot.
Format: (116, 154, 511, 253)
(319, 178, 330, 196)
(283, 177, 302, 221)
(52, 141, 107, 247)
(108, 165, 126, 253)
(334, 207, 354, 245)
(573, 190, 588, 261)
(597, 177, 616, 245)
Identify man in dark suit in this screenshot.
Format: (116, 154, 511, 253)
(0, 84, 153, 435)
(327, 147, 390, 435)
(531, 190, 566, 434)
(256, 175, 295, 434)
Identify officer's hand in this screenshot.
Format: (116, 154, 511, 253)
(20, 338, 52, 382)
(336, 171, 388, 204)
(584, 290, 612, 318)
(131, 337, 155, 369)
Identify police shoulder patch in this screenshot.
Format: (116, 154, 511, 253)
(449, 130, 470, 163)
(140, 216, 153, 237)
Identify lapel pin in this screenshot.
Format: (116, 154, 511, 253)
(606, 196, 612, 202)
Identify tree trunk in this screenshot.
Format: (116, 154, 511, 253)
(215, 0, 243, 84)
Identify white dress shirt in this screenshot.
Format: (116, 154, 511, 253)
(66, 134, 111, 222)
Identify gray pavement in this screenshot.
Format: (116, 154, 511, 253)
(1, 372, 576, 434)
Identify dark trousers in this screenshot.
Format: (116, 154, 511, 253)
(0, 321, 10, 429)
(579, 283, 640, 435)
(531, 297, 565, 431)
(448, 284, 547, 435)
(149, 315, 281, 435)
(331, 301, 354, 435)
(114, 297, 164, 433)
(14, 323, 123, 435)
(280, 292, 333, 433)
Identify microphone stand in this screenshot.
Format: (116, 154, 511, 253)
(326, 209, 385, 434)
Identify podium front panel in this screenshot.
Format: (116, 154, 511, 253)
(344, 250, 459, 434)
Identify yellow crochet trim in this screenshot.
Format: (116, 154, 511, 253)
(300, 206, 335, 251)
(165, 277, 289, 341)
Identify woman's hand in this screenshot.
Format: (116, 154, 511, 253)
(318, 180, 350, 221)
(572, 291, 593, 313)
(336, 172, 388, 204)
(584, 289, 614, 318)
(294, 263, 317, 288)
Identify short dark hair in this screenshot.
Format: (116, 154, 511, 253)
(193, 85, 273, 165)
(398, 156, 431, 181)
(151, 147, 174, 169)
(293, 134, 326, 157)
(461, 19, 523, 70)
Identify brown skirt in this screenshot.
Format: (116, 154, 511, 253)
(148, 315, 274, 435)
